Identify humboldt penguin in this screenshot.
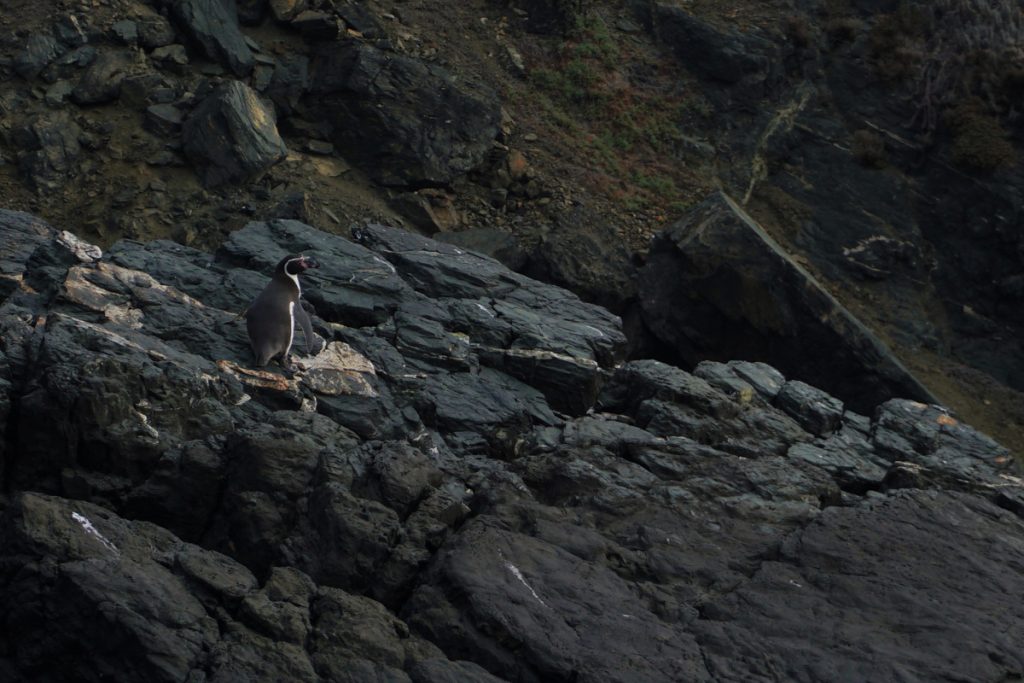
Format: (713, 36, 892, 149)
(245, 253, 320, 372)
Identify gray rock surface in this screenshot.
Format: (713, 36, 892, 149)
(0, 212, 1022, 682)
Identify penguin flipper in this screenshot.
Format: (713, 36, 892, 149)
(294, 302, 319, 356)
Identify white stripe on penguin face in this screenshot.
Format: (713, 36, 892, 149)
(284, 257, 303, 294)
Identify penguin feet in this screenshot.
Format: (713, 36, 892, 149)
(280, 355, 307, 378)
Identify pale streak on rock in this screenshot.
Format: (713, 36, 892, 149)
(57, 231, 102, 262)
(502, 557, 547, 609)
(484, 345, 600, 370)
(71, 512, 119, 555)
(64, 262, 231, 330)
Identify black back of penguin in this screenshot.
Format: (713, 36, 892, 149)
(245, 254, 319, 367)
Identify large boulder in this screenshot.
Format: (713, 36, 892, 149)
(11, 112, 82, 192)
(170, 0, 255, 76)
(638, 192, 936, 413)
(182, 80, 287, 187)
(307, 41, 502, 187)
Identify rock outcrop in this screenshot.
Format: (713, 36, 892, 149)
(639, 192, 936, 412)
(1, 208, 1023, 681)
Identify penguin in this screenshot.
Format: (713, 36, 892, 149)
(245, 253, 321, 373)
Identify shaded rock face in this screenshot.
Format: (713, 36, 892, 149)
(1, 212, 1023, 681)
(170, 0, 255, 76)
(182, 80, 288, 187)
(10, 112, 82, 193)
(646, 3, 780, 102)
(307, 40, 502, 187)
(630, 0, 1024, 421)
(639, 192, 935, 413)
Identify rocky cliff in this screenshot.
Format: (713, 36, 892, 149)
(1, 210, 1023, 682)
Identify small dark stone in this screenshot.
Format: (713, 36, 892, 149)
(137, 14, 177, 49)
(111, 20, 139, 45)
(269, 0, 307, 22)
(71, 51, 134, 104)
(15, 34, 66, 80)
(266, 54, 308, 115)
(151, 44, 190, 69)
(290, 10, 342, 41)
(145, 103, 185, 137)
(388, 193, 446, 234)
(489, 187, 508, 208)
(54, 15, 89, 47)
(44, 80, 74, 107)
(237, 0, 269, 25)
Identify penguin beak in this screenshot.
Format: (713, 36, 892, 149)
(301, 256, 320, 270)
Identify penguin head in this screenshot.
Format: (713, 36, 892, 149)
(277, 254, 320, 276)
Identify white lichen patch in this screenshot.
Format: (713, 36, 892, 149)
(71, 512, 119, 555)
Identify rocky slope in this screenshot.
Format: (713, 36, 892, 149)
(1, 210, 1023, 681)
(1, 0, 1022, 458)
